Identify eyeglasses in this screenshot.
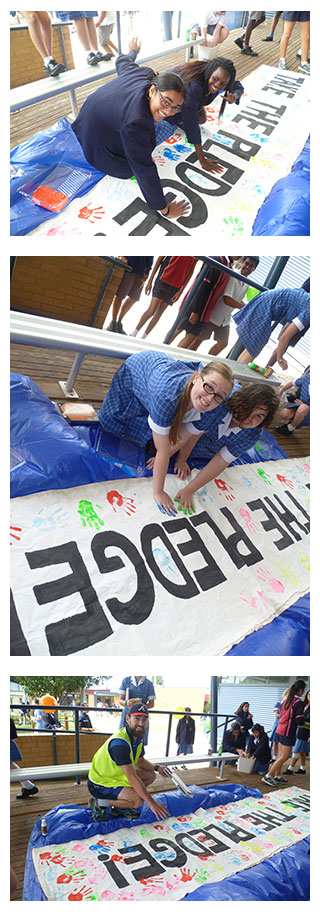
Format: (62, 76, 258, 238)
(158, 90, 182, 114)
(200, 374, 226, 404)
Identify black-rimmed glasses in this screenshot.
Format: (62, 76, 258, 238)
(200, 373, 226, 404)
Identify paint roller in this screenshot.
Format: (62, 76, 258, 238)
(160, 765, 193, 797)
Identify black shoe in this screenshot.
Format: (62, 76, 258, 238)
(107, 320, 118, 332)
(44, 59, 66, 77)
(110, 806, 141, 819)
(295, 768, 306, 774)
(283, 767, 293, 774)
(275, 424, 293, 437)
(234, 36, 244, 49)
(95, 50, 113, 62)
(16, 785, 39, 799)
(262, 35, 273, 42)
(116, 320, 126, 334)
(87, 51, 99, 66)
(241, 46, 259, 56)
(296, 51, 310, 63)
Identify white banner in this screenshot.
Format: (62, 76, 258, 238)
(10, 458, 310, 656)
(29, 65, 310, 239)
(32, 787, 310, 901)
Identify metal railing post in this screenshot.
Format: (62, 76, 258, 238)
(165, 713, 173, 756)
(74, 707, 81, 785)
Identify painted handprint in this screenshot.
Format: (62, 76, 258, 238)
(78, 500, 104, 530)
(10, 524, 22, 545)
(256, 567, 284, 593)
(153, 547, 181, 579)
(68, 886, 94, 900)
(78, 203, 105, 223)
(32, 506, 68, 531)
(214, 478, 235, 501)
(276, 473, 294, 488)
(106, 490, 136, 516)
(257, 467, 272, 484)
(239, 589, 270, 614)
(239, 508, 259, 533)
(47, 223, 82, 236)
(272, 560, 298, 585)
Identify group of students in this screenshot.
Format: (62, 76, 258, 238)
(223, 680, 310, 784)
(11, 11, 117, 76)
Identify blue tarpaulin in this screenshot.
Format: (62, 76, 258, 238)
(22, 784, 309, 901)
(10, 373, 309, 655)
(252, 137, 310, 236)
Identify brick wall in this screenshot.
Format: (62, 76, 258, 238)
(15, 732, 110, 767)
(11, 256, 126, 327)
(10, 23, 74, 88)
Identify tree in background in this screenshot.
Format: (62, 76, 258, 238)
(11, 677, 111, 702)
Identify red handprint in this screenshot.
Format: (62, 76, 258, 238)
(276, 473, 294, 488)
(68, 886, 92, 901)
(51, 854, 67, 866)
(110, 854, 124, 862)
(78, 203, 105, 223)
(10, 524, 22, 545)
(57, 874, 73, 884)
(214, 479, 235, 501)
(106, 490, 136, 516)
(180, 868, 195, 883)
(39, 852, 52, 866)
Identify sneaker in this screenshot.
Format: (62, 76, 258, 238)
(296, 51, 310, 62)
(16, 785, 39, 799)
(283, 767, 294, 774)
(298, 63, 310, 75)
(262, 34, 273, 42)
(109, 806, 141, 819)
(275, 424, 293, 437)
(295, 768, 306, 774)
(274, 776, 287, 783)
(241, 46, 258, 57)
(87, 51, 99, 66)
(278, 59, 286, 70)
(262, 775, 277, 787)
(95, 50, 113, 62)
(116, 320, 126, 334)
(107, 320, 118, 332)
(234, 36, 244, 49)
(89, 797, 109, 821)
(44, 58, 66, 77)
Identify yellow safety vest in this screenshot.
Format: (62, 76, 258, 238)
(89, 726, 143, 788)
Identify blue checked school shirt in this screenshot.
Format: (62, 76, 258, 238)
(188, 403, 261, 464)
(235, 288, 310, 358)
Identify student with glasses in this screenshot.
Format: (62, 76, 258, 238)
(174, 382, 279, 513)
(72, 37, 190, 218)
(99, 351, 234, 515)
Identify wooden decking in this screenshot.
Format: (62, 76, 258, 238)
(10, 760, 310, 901)
(10, 20, 303, 148)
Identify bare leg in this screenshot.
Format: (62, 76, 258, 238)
(166, 328, 183, 344)
(135, 297, 165, 333)
(237, 348, 254, 363)
(86, 17, 99, 50)
(119, 297, 136, 321)
(211, 24, 229, 46)
(143, 304, 168, 337)
(279, 407, 295, 423)
(288, 403, 309, 429)
(279, 21, 295, 59)
(109, 295, 122, 323)
(208, 338, 228, 356)
(101, 41, 117, 55)
(177, 332, 198, 349)
(19, 11, 52, 59)
(74, 18, 97, 53)
(299, 20, 310, 62)
(267, 744, 292, 777)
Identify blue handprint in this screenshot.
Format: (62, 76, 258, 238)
(32, 507, 68, 531)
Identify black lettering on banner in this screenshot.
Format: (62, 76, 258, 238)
(140, 523, 199, 598)
(113, 195, 190, 236)
(160, 179, 208, 230)
(191, 509, 263, 569)
(243, 808, 296, 828)
(285, 491, 310, 530)
(280, 796, 310, 813)
(246, 498, 293, 550)
(25, 541, 112, 656)
(251, 99, 287, 118)
(207, 821, 256, 845)
(120, 843, 165, 881)
(148, 838, 187, 868)
(10, 589, 31, 655)
(175, 830, 216, 857)
(163, 518, 227, 590)
(264, 494, 309, 541)
(208, 130, 260, 162)
(261, 76, 304, 97)
(176, 151, 243, 195)
(232, 102, 285, 135)
(97, 856, 130, 889)
(241, 813, 278, 833)
(91, 531, 154, 623)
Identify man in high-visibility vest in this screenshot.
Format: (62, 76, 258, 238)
(88, 703, 169, 821)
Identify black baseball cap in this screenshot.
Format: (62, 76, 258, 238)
(127, 703, 149, 718)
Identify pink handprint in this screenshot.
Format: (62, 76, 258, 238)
(256, 567, 284, 593)
(47, 223, 82, 236)
(239, 508, 259, 533)
(106, 490, 136, 516)
(101, 890, 115, 900)
(78, 203, 105, 223)
(276, 473, 294, 488)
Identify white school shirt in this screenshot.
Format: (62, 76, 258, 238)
(99, 11, 116, 26)
(209, 277, 249, 327)
(203, 11, 227, 27)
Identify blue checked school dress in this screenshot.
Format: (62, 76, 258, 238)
(54, 12, 98, 22)
(188, 403, 261, 465)
(286, 373, 310, 428)
(235, 288, 310, 358)
(99, 351, 220, 446)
